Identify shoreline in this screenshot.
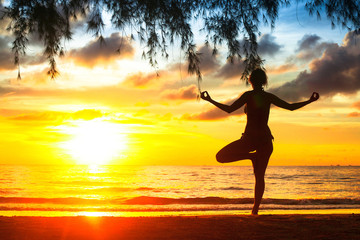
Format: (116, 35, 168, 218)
(0, 214, 359, 240)
(1, 208, 360, 217)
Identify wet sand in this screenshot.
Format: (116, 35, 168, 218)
(0, 214, 359, 240)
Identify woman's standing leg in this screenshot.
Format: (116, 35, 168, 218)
(251, 140, 273, 215)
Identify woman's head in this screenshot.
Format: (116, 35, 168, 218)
(248, 69, 268, 89)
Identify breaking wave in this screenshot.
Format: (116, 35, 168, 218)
(1, 196, 359, 206)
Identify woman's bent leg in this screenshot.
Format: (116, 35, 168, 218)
(252, 141, 273, 215)
(216, 138, 255, 163)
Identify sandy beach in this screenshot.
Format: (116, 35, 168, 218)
(0, 214, 359, 240)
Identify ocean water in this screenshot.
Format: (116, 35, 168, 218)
(0, 165, 359, 216)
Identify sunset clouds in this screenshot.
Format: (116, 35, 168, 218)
(122, 72, 159, 88)
(269, 31, 360, 101)
(9, 109, 104, 124)
(68, 33, 134, 67)
(348, 101, 360, 117)
(0, 4, 360, 166)
(258, 34, 283, 57)
(0, 36, 15, 71)
(183, 96, 245, 121)
(352, 101, 360, 109)
(161, 85, 198, 101)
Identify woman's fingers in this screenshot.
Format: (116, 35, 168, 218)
(201, 91, 209, 99)
(311, 92, 319, 101)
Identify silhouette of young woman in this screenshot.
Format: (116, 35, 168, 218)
(201, 69, 319, 215)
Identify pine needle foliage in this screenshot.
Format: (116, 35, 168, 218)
(1, 0, 360, 82)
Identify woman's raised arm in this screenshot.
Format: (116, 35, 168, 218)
(269, 92, 319, 111)
(201, 91, 249, 113)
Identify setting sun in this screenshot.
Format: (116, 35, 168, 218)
(60, 120, 128, 165)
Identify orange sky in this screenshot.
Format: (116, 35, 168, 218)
(1, 5, 360, 166)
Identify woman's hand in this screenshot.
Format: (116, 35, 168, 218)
(310, 92, 320, 102)
(201, 91, 212, 101)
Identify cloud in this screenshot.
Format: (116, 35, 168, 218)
(163, 34, 280, 82)
(9, 109, 104, 123)
(69, 33, 134, 67)
(294, 34, 333, 62)
(197, 45, 220, 73)
(0, 2, 11, 35)
(0, 3, 47, 70)
(269, 31, 360, 101)
(342, 31, 360, 55)
(16, 68, 52, 85)
(258, 34, 282, 57)
(165, 45, 220, 79)
(0, 4, 97, 71)
(215, 59, 245, 80)
(347, 112, 360, 117)
(0, 81, 19, 96)
(267, 63, 297, 74)
(213, 34, 281, 80)
(0, 35, 48, 71)
(266, 34, 331, 76)
(347, 101, 360, 117)
(297, 34, 321, 51)
(0, 81, 162, 110)
(207, 34, 282, 80)
(182, 96, 245, 120)
(122, 72, 159, 88)
(161, 84, 198, 100)
(0, 36, 16, 70)
(182, 108, 231, 121)
(71, 109, 103, 120)
(10, 111, 69, 122)
(352, 101, 360, 110)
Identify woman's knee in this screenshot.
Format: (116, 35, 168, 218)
(216, 151, 227, 163)
(216, 149, 236, 163)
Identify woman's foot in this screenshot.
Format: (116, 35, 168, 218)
(251, 211, 258, 216)
(251, 205, 259, 215)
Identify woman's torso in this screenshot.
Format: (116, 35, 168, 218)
(244, 90, 272, 140)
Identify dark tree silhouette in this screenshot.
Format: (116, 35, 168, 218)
(1, 0, 359, 83)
